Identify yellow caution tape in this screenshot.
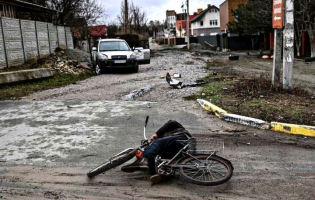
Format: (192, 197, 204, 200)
(197, 99, 227, 118)
(271, 122, 315, 137)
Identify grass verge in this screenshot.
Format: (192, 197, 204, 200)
(0, 70, 94, 100)
(184, 67, 315, 126)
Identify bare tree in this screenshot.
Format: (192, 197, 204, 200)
(131, 4, 148, 33)
(117, 0, 147, 34)
(47, 0, 105, 26)
(294, 0, 305, 57)
(303, 0, 315, 57)
(294, 0, 315, 57)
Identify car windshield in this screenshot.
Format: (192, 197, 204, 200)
(99, 41, 130, 51)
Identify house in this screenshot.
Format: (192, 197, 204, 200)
(0, 0, 57, 22)
(219, 0, 248, 32)
(191, 4, 220, 37)
(88, 25, 107, 42)
(166, 10, 176, 29)
(175, 14, 197, 38)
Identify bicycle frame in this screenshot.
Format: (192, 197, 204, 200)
(155, 140, 219, 172)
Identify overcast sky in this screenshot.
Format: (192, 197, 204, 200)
(98, 0, 225, 24)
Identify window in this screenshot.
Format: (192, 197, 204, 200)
(210, 20, 218, 26)
(93, 41, 99, 48)
(99, 41, 130, 51)
(0, 4, 16, 18)
(200, 21, 203, 26)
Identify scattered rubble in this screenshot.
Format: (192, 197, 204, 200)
(121, 85, 154, 100)
(44, 50, 91, 74)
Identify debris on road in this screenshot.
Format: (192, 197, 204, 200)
(173, 73, 181, 78)
(121, 85, 154, 100)
(166, 72, 207, 89)
(44, 50, 91, 75)
(228, 55, 239, 61)
(222, 113, 270, 129)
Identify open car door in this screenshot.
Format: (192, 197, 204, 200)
(134, 47, 150, 65)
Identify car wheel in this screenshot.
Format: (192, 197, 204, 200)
(95, 64, 102, 75)
(133, 63, 139, 73)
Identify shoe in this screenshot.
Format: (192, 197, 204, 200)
(121, 158, 149, 173)
(150, 174, 167, 185)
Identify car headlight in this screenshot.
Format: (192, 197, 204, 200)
(130, 53, 136, 59)
(99, 54, 108, 61)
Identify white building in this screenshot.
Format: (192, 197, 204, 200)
(191, 5, 220, 37)
(166, 10, 176, 29)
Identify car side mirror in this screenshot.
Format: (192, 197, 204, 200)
(92, 47, 97, 51)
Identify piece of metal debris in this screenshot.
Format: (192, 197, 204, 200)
(166, 72, 207, 89)
(222, 113, 270, 129)
(173, 73, 181, 78)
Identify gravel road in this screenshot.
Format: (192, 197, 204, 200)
(1, 48, 315, 199)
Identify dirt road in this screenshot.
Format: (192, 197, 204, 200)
(1, 48, 315, 199)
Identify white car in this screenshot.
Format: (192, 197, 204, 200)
(91, 39, 150, 75)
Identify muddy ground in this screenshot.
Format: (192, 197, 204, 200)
(1, 47, 315, 199)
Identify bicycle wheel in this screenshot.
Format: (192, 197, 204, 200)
(87, 152, 135, 178)
(178, 154, 233, 186)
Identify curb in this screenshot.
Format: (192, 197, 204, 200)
(222, 113, 270, 129)
(271, 122, 315, 137)
(0, 68, 53, 85)
(197, 99, 315, 137)
(197, 99, 227, 118)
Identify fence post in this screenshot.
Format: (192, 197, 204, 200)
(19, 19, 26, 63)
(65, 26, 68, 49)
(0, 18, 8, 68)
(47, 23, 51, 54)
(34, 21, 40, 58)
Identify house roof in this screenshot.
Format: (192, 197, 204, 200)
(191, 5, 219, 23)
(0, 0, 57, 13)
(88, 25, 107, 36)
(176, 15, 195, 29)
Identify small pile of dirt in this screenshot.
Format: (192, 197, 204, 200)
(44, 51, 91, 74)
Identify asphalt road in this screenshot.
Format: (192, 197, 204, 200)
(1, 100, 315, 199)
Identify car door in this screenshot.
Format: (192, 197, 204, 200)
(135, 47, 150, 65)
(91, 41, 99, 65)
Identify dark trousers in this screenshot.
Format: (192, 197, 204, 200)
(143, 134, 189, 174)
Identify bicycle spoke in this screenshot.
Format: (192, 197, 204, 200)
(179, 155, 233, 185)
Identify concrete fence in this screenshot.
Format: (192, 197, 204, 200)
(0, 17, 74, 69)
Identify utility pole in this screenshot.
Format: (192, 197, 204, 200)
(186, 0, 190, 50)
(124, 0, 128, 33)
(272, 0, 284, 87)
(283, 0, 294, 90)
(272, 29, 282, 86)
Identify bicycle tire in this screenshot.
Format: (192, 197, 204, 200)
(178, 154, 233, 186)
(87, 152, 135, 178)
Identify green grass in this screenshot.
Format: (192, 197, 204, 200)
(0, 70, 94, 100)
(183, 81, 225, 104)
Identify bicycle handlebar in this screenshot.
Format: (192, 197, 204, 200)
(145, 116, 149, 127)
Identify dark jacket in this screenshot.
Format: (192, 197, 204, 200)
(156, 120, 192, 138)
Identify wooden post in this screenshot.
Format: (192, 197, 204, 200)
(273, 29, 282, 86)
(283, 0, 294, 90)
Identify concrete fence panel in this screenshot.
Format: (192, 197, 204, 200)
(65, 27, 74, 49)
(36, 22, 50, 57)
(0, 21, 7, 69)
(2, 17, 24, 67)
(57, 26, 66, 49)
(48, 23, 58, 53)
(21, 20, 38, 61)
